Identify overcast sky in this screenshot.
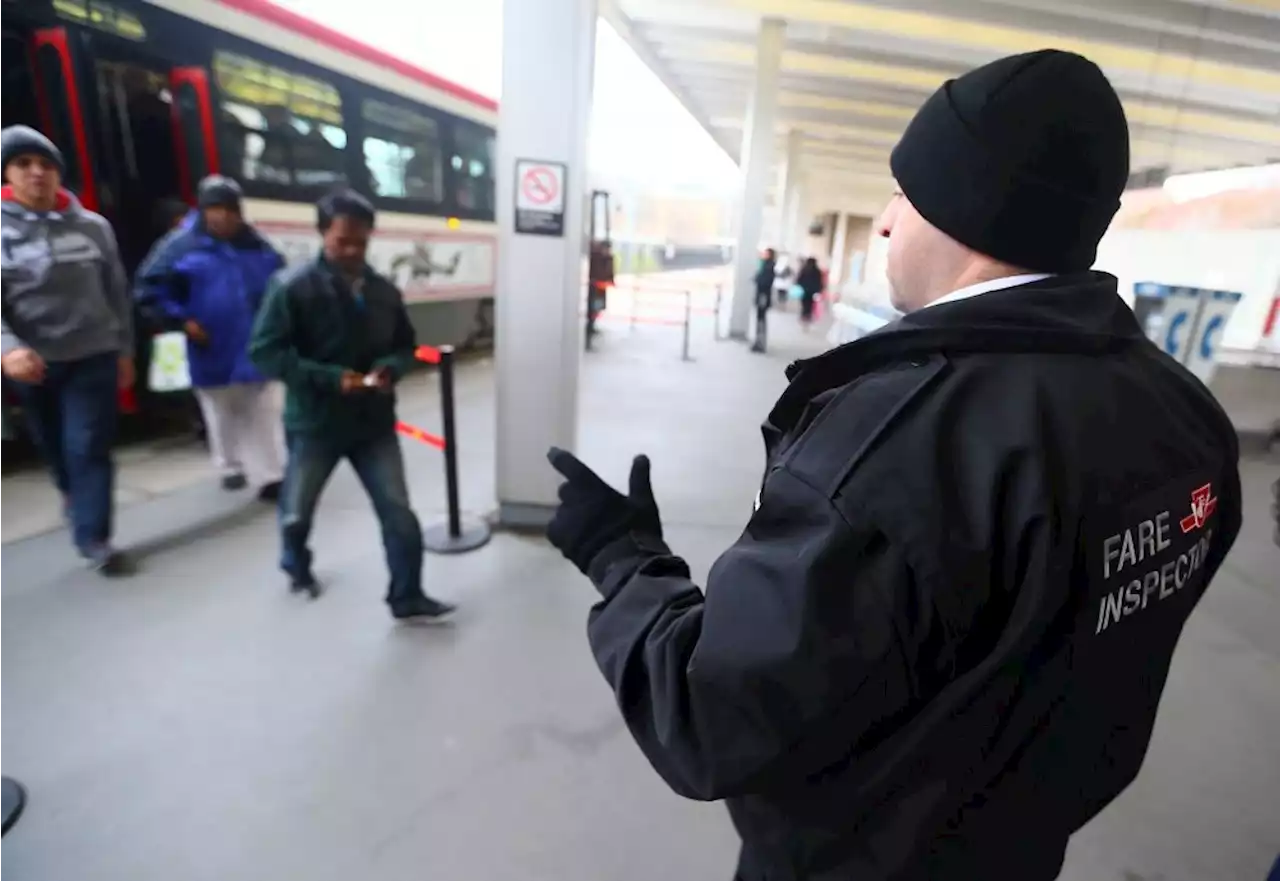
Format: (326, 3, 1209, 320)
(275, 0, 740, 193)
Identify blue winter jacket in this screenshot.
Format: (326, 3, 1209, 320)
(134, 211, 284, 387)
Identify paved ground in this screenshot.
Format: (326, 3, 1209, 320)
(2, 299, 1278, 881)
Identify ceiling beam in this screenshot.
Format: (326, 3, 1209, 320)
(639, 0, 1280, 94)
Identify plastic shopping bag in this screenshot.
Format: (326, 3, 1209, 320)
(147, 331, 191, 392)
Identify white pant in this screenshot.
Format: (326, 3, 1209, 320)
(194, 382, 285, 486)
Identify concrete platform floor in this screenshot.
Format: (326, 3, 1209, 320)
(3, 307, 1278, 881)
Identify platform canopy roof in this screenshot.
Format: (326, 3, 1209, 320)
(605, 0, 1280, 215)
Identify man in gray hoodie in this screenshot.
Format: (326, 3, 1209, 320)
(1, 125, 135, 573)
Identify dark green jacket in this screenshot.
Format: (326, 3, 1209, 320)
(249, 256, 416, 440)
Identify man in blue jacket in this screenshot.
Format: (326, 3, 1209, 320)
(136, 175, 286, 500)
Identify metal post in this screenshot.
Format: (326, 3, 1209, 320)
(423, 345, 492, 554)
(439, 346, 462, 537)
(630, 283, 638, 334)
(681, 290, 693, 362)
(585, 287, 597, 352)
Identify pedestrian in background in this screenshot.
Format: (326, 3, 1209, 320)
(0, 125, 135, 574)
(544, 50, 1241, 881)
(135, 175, 285, 500)
(750, 247, 776, 354)
(796, 255, 824, 328)
(249, 188, 456, 624)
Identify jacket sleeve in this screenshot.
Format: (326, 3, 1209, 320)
(97, 220, 133, 352)
(249, 276, 346, 392)
(133, 229, 192, 325)
(1, 275, 22, 356)
(585, 466, 917, 801)
(371, 292, 418, 383)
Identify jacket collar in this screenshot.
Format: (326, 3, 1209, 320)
(182, 209, 269, 250)
(314, 254, 376, 287)
(0, 186, 77, 216)
(771, 271, 1146, 428)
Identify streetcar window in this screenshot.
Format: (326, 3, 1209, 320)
(212, 50, 346, 190)
(361, 98, 443, 203)
(53, 0, 146, 41)
(451, 120, 494, 214)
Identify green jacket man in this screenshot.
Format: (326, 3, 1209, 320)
(249, 188, 455, 624)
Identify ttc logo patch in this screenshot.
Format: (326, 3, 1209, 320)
(1180, 483, 1218, 534)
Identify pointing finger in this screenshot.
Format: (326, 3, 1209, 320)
(547, 446, 604, 487)
(628, 454, 652, 501)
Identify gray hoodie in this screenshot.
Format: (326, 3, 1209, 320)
(1, 190, 133, 362)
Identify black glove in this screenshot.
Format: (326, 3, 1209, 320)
(546, 447, 662, 574)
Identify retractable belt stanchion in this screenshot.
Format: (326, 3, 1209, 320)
(398, 344, 491, 555)
(598, 283, 711, 361)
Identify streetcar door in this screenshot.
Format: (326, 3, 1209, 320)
(90, 51, 182, 274)
(168, 66, 221, 204)
(2, 28, 41, 132)
(30, 27, 98, 209)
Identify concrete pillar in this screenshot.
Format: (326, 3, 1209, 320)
(494, 0, 598, 527)
(728, 18, 786, 339)
(842, 215, 874, 286)
(779, 128, 803, 257)
(828, 211, 848, 293)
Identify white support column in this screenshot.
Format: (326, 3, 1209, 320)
(494, 0, 598, 527)
(828, 211, 848, 293)
(728, 18, 785, 340)
(779, 127, 804, 257)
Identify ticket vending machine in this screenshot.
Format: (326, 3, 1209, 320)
(1134, 282, 1243, 384)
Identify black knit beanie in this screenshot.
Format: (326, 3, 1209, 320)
(1, 125, 65, 175)
(197, 174, 243, 211)
(889, 50, 1130, 273)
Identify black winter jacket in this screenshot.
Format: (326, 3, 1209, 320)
(585, 272, 1242, 881)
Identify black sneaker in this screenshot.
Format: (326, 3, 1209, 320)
(2, 775, 28, 835)
(257, 481, 283, 502)
(82, 545, 130, 576)
(393, 597, 457, 625)
(222, 473, 248, 491)
(289, 570, 321, 600)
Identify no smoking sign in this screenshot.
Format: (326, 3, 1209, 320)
(514, 158, 567, 237)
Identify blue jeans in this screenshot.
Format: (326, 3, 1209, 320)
(279, 429, 426, 612)
(11, 352, 119, 553)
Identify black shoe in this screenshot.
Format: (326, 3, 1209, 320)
(393, 596, 457, 625)
(82, 545, 130, 576)
(2, 775, 28, 834)
(257, 481, 283, 502)
(288, 570, 321, 599)
(222, 473, 248, 491)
